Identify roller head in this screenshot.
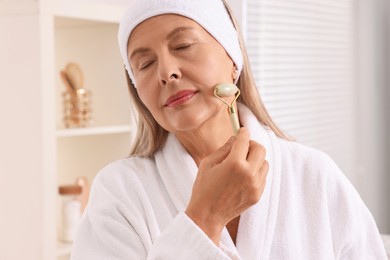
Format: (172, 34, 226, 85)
(214, 83, 239, 98)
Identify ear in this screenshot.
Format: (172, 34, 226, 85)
(232, 66, 239, 80)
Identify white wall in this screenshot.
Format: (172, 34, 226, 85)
(356, 0, 389, 233)
(384, 0, 390, 233)
(0, 13, 44, 260)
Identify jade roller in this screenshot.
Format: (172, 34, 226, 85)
(214, 83, 241, 136)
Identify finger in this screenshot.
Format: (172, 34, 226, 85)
(229, 127, 250, 160)
(246, 140, 266, 169)
(259, 160, 269, 178)
(202, 136, 235, 167)
(255, 160, 269, 189)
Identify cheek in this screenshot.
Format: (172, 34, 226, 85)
(137, 88, 158, 113)
(194, 52, 234, 85)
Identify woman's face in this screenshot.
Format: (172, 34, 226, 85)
(127, 14, 236, 133)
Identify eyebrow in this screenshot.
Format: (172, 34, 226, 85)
(129, 47, 150, 60)
(166, 26, 196, 40)
(129, 26, 197, 60)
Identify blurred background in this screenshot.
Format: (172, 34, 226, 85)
(0, 0, 389, 259)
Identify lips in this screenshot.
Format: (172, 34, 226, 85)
(165, 90, 198, 108)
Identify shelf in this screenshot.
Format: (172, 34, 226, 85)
(38, 2, 135, 259)
(45, 0, 127, 23)
(57, 125, 132, 137)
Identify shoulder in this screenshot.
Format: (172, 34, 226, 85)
(276, 138, 360, 201)
(94, 156, 156, 185)
(88, 156, 158, 205)
(277, 138, 340, 177)
(274, 141, 384, 257)
(277, 138, 363, 204)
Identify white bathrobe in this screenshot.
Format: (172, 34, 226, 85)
(71, 105, 387, 260)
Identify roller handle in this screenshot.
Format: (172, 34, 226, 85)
(228, 106, 240, 136)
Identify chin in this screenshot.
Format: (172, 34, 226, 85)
(159, 100, 225, 133)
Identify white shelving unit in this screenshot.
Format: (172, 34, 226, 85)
(42, 0, 125, 23)
(38, 1, 133, 259)
(56, 125, 132, 137)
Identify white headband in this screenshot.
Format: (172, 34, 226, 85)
(118, 0, 243, 87)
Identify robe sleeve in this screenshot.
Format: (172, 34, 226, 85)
(321, 154, 387, 259)
(147, 213, 239, 259)
(70, 168, 235, 260)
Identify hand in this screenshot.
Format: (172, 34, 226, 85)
(185, 128, 268, 244)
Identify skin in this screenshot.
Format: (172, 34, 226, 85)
(128, 14, 268, 245)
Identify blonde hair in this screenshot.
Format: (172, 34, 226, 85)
(126, 0, 291, 157)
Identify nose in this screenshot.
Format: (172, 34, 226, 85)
(157, 53, 181, 86)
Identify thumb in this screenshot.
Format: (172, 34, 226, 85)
(202, 136, 235, 167)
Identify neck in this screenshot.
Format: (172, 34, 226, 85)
(174, 108, 236, 166)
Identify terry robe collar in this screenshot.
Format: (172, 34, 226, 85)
(155, 104, 282, 259)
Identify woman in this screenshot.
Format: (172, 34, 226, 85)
(71, 0, 387, 259)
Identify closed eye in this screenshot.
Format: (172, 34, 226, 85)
(174, 43, 194, 51)
(139, 60, 155, 70)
